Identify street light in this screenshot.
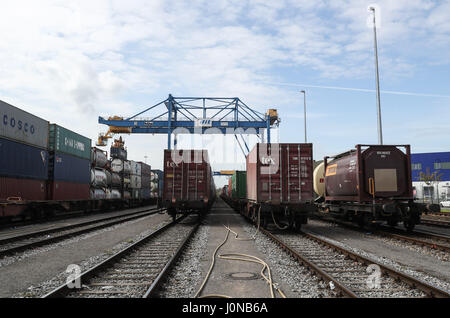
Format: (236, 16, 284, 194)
(300, 90, 307, 143)
(369, 6, 383, 145)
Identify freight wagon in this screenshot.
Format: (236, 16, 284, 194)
(162, 149, 215, 220)
(314, 145, 440, 231)
(237, 143, 315, 231)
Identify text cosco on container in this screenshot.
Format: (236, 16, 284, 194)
(3, 114, 35, 134)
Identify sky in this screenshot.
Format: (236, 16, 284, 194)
(0, 0, 449, 187)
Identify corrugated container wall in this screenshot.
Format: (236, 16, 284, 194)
(231, 171, 246, 199)
(163, 150, 212, 202)
(48, 181, 90, 201)
(0, 137, 49, 180)
(0, 100, 49, 149)
(246, 143, 313, 204)
(0, 177, 47, 201)
(49, 152, 90, 184)
(48, 124, 91, 160)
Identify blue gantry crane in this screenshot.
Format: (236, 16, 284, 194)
(97, 94, 279, 156)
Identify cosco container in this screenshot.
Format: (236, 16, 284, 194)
(91, 147, 108, 168)
(48, 181, 90, 201)
(49, 152, 90, 184)
(0, 177, 47, 201)
(0, 100, 49, 149)
(231, 171, 246, 199)
(324, 145, 413, 202)
(246, 143, 313, 204)
(0, 137, 49, 180)
(91, 168, 108, 188)
(48, 124, 91, 160)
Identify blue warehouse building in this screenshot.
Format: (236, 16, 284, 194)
(411, 151, 450, 203)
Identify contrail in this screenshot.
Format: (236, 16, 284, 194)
(262, 81, 450, 98)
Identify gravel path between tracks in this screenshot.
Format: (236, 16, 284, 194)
(306, 228, 450, 294)
(157, 224, 210, 298)
(2, 213, 171, 298)
(242, 225, 335, 298)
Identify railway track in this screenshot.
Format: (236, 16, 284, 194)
(0, 207, 164, 258)
(260, 228, 450, 298)
(420, 216, 450, 228)
(43, 215, 200, 298)
(312, 215, 450, 256)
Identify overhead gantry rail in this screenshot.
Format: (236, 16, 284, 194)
(97, 94, 279, 151)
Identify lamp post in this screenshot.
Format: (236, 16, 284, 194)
(369, 6, 383, 145)
(300, 90, 307, 143)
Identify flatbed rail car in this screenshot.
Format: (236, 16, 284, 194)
(0, 197, 157, 222)
(244, 143, 315, 231)
(315, 144, 440, 231)
(162, 149, 215, 220)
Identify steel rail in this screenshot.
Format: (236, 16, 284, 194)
(301, 231, 450, 298)
(42, 215, 198, 298)
(259, 228, 358, 298)
(376, 230, 450, 253)
(420, 218, 450, 228)
(0, 208, 164, 258)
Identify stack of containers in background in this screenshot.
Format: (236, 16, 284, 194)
(130, 161, 142, 199)
(0, 100, 49, 202)
(111, 157, 131, 199)
(90, 147, 109, 199)
(48, 124, 91, 200)
(139, 162, 152, 199)
(150, 170, 163, 200)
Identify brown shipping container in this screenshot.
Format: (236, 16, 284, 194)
(0, 177, 47, 201)
(163, 149, 212, 202)
(48, 181, 90, 201)
(324, 145, 413, 202)
(246, 143, 313, 204)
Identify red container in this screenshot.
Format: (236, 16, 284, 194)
(163, 149, 213, 203)
(324, 145, 413, 202)
(0, 177, 47, 201)
(246, 143, 313, 204)
(228, 177, 232, 197)
(48, 181, 90, 201)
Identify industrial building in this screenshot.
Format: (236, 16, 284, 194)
(411, 151, 450, 203)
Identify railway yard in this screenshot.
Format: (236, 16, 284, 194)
(0, 197, 448, 299)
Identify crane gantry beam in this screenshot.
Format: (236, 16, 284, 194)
(97, 94, 279, 151)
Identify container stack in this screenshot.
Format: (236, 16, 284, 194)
(130, 161, 142, 199)
(0, 100, 49, 202)
(90, 147, 109, 199)
(48, 124, 91, 201)
(139, 162, 152, 200)
(150, 169, 163, 200)
(111, 157, 132, 199)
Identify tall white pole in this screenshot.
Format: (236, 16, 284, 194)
(301, 90, 307, 143)
(370, 6, 383, 145)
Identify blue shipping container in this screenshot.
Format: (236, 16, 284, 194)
(50, 152, 90, 184)
(0, 137, 48, 180)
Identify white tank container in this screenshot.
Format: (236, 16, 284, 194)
(110, 189, 121, 199)
(91, 168, 107, 188)
(111, 159, 124, 173)
(90, 188, 106, 199)
(91, 147, 108, 168)
(111, 173, 121, 187)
